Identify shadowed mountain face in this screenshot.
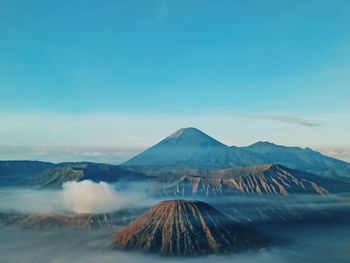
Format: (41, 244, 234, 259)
(123, 128, 350, 179)
(23, 163, 147, 188)
(112, 200, 268, 256)
(243, 142, 350, 179)
(0, 161, 55, 186)
(0, 161, 147, 188)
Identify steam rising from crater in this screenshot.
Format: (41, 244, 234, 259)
(62, 180, 130, 213)
(0, 181, 155, 214)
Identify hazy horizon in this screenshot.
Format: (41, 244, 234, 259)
(1, 140, 350, 164)
(1, 0, 349, 155)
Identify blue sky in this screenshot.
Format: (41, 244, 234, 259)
(0, 0, 349, 154)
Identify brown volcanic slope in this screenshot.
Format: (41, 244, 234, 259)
(112, 200, 268, 256)
(0, 211, 137, 229)
(161, 164, 345, 197)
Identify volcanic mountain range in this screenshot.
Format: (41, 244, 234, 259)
(1, 127, 350, 195)
(123, 127, 350, 179)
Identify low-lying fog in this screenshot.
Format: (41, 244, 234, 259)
(0, 181, 350, 263)
(0, 223, 349, 263)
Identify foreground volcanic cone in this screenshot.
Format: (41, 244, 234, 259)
(112, 200, 268, 256)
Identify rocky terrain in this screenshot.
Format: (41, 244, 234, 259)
(112, 200, 268, 256)
(0, 210, 141, 229)
(161, 164, 349, 197)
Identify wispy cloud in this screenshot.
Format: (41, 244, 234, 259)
(0, 145, 139, 164)
(249, 114, 325, 127)
(316, 147, 350, 162)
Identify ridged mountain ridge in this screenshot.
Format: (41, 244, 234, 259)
(24, 163, 146, 188)
(161, 164, 350, 196)
(0, 211, 136, 229)
(112, 200, 268, 256)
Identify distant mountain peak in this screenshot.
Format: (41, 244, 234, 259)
(123, 127, 228, 167)
(122, 128, 350, 178)
(249, 141, 278, 148)
(165, 127, 224, 144)
(248, 142, 314, 152)
(159, 127, 227, 148)
(167, 128, 185, 138)
(167, 127, 201, 139)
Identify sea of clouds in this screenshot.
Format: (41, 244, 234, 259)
(0, 180, 350, 263)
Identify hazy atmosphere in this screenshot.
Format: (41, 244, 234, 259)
(1, 0, 350, 163)
(0, 1, 349, 263)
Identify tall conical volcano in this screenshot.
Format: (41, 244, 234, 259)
(123, 127, 228, 167)
(122, 127, 350, 179)
(112, 200, 268, 256)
